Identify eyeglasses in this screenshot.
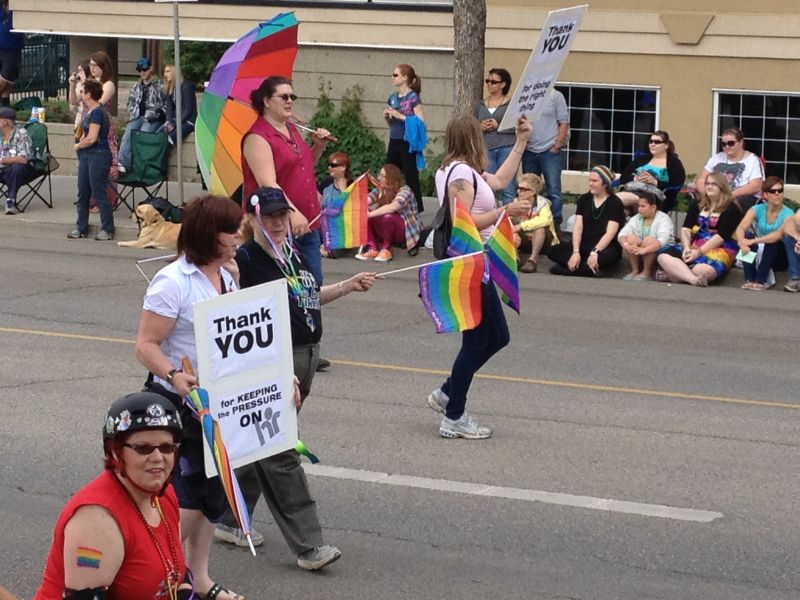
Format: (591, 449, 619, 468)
(89, 62, 98, 67)
(516, 186, 533, 192)
(485, 79, 503, 85)
(272, 93, 297, 102)
(124, 442, 180, 455)
(720, 140, 738, 148)
(328, 162, 344, 168)
(705, 181, 721, 187)
(648, 139, 664, 145)
(765, 188, 784, 194)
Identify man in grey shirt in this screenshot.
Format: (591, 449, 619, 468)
(522, 88, 569, 227)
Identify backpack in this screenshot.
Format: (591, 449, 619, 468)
(139, 196, 184, 223)
(430, 162, 478, 259)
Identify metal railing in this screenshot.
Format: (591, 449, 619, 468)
(11, 34, 69, 101)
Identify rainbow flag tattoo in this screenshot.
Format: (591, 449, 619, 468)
(418, 252, 485, 334)
(447, 200, 483, 257)
(76, 546, 103, 569)
(321, 173, 369, 251)
(485, 215, 520, 313)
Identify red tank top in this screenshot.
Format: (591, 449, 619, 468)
(242, 118, 321, 229)
(34, 471, 185, 600)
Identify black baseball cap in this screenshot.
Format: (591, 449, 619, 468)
(0, 107, 16, 121)
(247, 187, 294, 215)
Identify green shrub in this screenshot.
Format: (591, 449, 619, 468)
(308, 83, 385, 180)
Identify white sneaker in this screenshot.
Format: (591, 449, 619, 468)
(439, 412, 492, 439)
(426, 388, 449, 414)
(296, 544, 342, 571)
(214, 523, 264, 547)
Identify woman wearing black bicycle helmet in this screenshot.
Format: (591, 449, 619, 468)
(35, 392, 192, 600)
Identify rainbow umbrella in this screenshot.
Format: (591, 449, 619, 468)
(186, 385, 257, 555)
(195, 12, 299, 198)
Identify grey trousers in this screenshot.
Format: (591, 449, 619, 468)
(222, 343, 323, 554)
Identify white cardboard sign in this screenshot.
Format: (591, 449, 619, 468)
(193, 279, 297, 476)
(498, 4, 588, 132)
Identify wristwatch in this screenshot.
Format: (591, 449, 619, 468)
(166, 368, 179, 385)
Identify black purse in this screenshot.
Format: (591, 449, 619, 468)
(431, 162, 478, 259)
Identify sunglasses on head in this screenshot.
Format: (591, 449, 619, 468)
(765, 187, 784, 194)
(720, 140, 738, 148)
(124, 442, 180, 455)
(485, 79, 503, 85)
(272, 93, 297, 102)
(648, 138, 664, 144)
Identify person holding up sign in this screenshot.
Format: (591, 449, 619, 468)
(213, 186, 377, 571)
(134, 194, 245, 600)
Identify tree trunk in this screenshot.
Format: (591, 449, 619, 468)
(452, 0, 486, 117)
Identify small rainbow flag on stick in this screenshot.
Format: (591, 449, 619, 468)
(484, 215, 520, 313)
(418, 252, 485, 334)
(321, 173, 369, 251)
(448, 200, 483, 257)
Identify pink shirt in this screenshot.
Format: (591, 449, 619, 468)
(242, 118, 320, 229)
(435, 161, 497, 241)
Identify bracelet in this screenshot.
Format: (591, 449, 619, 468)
(337, 281, 345, 297)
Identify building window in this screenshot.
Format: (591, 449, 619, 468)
(714, 90, 800, 184)
(556, 84, 659, 175)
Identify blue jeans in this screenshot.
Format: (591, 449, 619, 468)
(440, 283, 509, 420)
(295, 228, 323, 285)
(0, 162, 36, 203)
(76, 145, 113, 234)
(486, 145, 516, 205)
(119, 116, 162, 169)
(742, 242, 780, 284)
(158, 120, 195, 145)
(784, 235, 800, 280)
(522, 148, 564, 225)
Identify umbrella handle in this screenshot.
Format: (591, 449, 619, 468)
(181, 356, 198, 385)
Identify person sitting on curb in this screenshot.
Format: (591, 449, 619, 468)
(118, 57, 165, 173)
(781, 210, 800, 293)
(512, 172, 559, 273)
(617, 183, 674, 281)
(0, 107, 34, 215)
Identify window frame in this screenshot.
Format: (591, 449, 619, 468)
(556, 81, 661, 175)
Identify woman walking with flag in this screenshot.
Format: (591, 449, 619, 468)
(426, 114, 532, 439)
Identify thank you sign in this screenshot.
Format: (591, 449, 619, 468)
(194, 279, 296, 475)
(498, 4, 588, 131)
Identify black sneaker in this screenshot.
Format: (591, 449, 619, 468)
(316, 358, 331, 372)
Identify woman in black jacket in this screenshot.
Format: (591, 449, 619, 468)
(617, 130, 685, 214)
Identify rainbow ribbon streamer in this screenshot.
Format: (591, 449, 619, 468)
(484, 215, 520, 313)
(321, 173, 370, 251)
(418, 252, 485, 334)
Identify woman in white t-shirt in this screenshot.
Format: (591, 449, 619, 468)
(695, 127, 764, 211)
(426, 114, 532, 440)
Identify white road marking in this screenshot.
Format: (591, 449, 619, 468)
(303, 464, 723, 523)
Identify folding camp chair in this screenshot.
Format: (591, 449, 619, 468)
(12, 121, 60, 212)
(115, 130, 169, 213)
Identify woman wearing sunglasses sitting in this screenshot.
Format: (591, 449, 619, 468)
(616, 130, 685, 215)
(734, 176, 793, 290)
(512, 173, 558, 273)
(695, 127, 764, 212)
(34, 392, 193, 600)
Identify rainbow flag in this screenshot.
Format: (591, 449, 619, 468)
(321, 173, 369, 250)
(418, 253, 485, 334)
(447, 200, 483, 257)
(485, 215, 520, 313)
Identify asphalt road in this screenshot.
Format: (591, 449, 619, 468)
(2, 209, 799, 600)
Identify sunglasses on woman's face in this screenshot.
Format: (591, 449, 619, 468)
(765, 188, 784, 194)
(485, 79, 503, 85)
(720, 140, 738, 148)
(124, 442, 180, 455)
(272, 93, 297, 102)
(648, 139, 664, 145)
(328, 162, 344, 168)
(517, 187, 533, 192)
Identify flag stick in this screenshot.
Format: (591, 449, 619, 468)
(380, 251, 485, 277)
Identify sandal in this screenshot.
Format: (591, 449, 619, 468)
(746, 282, 766, 291)
(519, 259, 537, 273)
(204, 583, 244, 600)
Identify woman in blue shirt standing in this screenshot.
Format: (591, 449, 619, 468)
(68, 79, 114, 241)
(735, 176, 793, 290)
(384, 63, 425, 212)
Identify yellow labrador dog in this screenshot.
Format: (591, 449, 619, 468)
(118, 204, 180, 250)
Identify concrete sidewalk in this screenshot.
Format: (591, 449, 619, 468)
(6, 176, 207, 236)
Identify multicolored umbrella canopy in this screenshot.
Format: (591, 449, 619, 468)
(196, 12, 299, 198)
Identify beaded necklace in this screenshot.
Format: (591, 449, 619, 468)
(591, 195, 608, 220)
(117, 476, 180, 600)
